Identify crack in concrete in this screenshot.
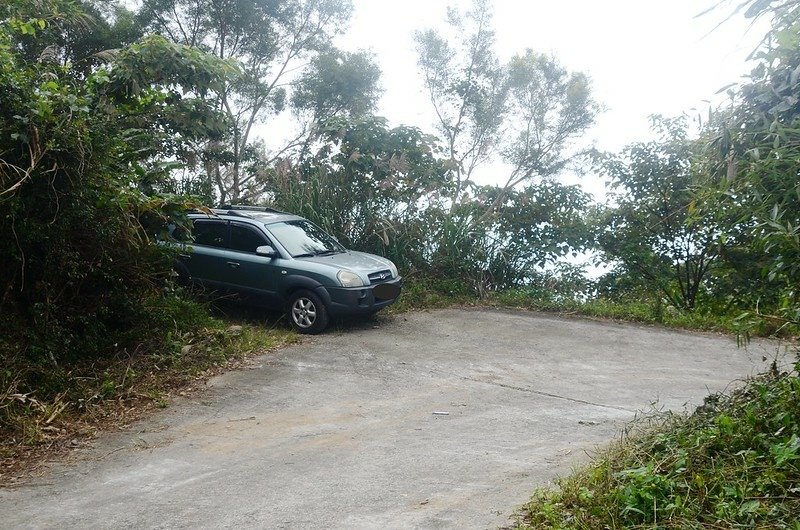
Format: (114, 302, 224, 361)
(417, 362, 634, 413)
(456, 375, 635, 413)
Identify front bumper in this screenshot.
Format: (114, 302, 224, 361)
(320, 277, 403, 317)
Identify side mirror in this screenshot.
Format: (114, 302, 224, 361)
(256, 245, 278, 258)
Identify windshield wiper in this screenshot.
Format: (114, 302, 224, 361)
(315, 249, 341, 256)
(293, 252, 316, 258)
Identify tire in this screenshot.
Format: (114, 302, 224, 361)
(287, 289, 329, 334)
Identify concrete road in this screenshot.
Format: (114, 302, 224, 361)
(1, 309, 780, 529)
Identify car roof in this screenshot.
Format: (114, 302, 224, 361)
(189, 207, 305, 224)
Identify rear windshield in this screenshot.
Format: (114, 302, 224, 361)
(266, 220, 345, 257)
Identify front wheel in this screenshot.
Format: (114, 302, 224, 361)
(287, 290, 329, 334)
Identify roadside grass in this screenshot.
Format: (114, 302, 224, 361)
(0, 295, 296, 481)
(388, 276, 479, 313)
(513, 361, 800, 529)
(392, 281, 755, 336)
(491, 290, 741, 334)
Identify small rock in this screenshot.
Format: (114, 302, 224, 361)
(227, 325, 243, 336)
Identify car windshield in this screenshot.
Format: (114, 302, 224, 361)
(266, 220, 345, 257)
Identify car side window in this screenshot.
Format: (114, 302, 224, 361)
(192, 220, 229, 248)
(229, 224, 268, 253)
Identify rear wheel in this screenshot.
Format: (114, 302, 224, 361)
(288, 290, 329, 334)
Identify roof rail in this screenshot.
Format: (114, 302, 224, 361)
(217, 204, 287, 214)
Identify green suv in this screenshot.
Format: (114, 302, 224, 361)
(173, 206, 402, 334)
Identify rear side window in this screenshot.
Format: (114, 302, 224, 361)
(230, 224, 267, 253)
(192, 220, 228, 248)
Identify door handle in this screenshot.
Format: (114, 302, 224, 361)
(226, 261, 240, 268)
(179, 253, 191, 260)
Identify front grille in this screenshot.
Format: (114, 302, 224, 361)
(368, 270, 393, 284)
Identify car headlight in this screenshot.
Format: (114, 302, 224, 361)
(388, 261, 398, 279)
(337, 270, 364, 287)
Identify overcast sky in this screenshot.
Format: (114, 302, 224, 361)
(335, 0, 767, 199)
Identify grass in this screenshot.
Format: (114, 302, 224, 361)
(513, 362, 800, 529)
(490, 290, 741, 334)
(0, 295, 296, 481)
(391, 280, 748, 336)
(388, 276, 479, 313)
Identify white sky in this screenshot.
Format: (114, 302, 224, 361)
(335, 0, 768, 200)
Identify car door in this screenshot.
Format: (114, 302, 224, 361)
(183, 219, 231, 289)
(226, 222, 281, 303)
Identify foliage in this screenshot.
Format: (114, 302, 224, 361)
(1, 0, 142, 76)
(515, 364, 800, 529)
(485, 50, 598, 219)
(0, 0, 234, 399)
(260, 115, 592, 293)
(415, 0, 599, 215)
(261, 116, 447, 269)
(430, 183, 592, 293)
(0, 1, 293, 456)
(414, 0, 506, 203)
(292, 49, 382, 124)
(703, 0, 800, 329)
(492, 288, 741, 335)
(136, 0, 379, 202)
(595, 116, 723, 310)
(402, 0, 598, 293)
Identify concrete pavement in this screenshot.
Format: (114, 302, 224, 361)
(0, 309, 780, 529)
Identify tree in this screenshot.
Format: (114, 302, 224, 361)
(488, 50, 597, 220)
(595, 116, 721, 310)
(415, 0, 506, 205)
(703, 0, 800, 325)
(136, 0, 381, 202)
(431, 181, 592, 294)
(292, 49, 382, 124)
(1, 0, 143, 76)
(412, 0, 597, 295)
(415, 0, 599, 217)
(260, 116, 447, 269)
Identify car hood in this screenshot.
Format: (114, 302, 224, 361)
(299, 251, 393, 274)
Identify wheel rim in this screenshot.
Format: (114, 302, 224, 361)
(291, 297, 317, 328)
